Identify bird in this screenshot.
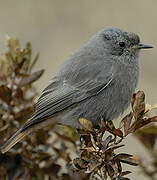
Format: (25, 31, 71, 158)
(0, 27, 153, 153)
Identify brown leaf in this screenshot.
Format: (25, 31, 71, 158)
(100, 166, 108, 180)
(0, 85, 12, 104)
(118, 177, 131, 180)
(0, 72, 7, 82)
(19, 69, 44, 87)
(106, 164, 114, 178)
(114, 159, 122, 174)
(7, 37, 20, 51)
(114, 153, 133, 160)
(136, 125, 157, 135)
(88, 161, 101, 172)
(57, 124, 79, 141)
(43, 163, 61, 176)
(135, 127, 157, 150)
(55, 132, 76, 145)
(106, 121, 123, 137)
(120, 113, 133, 136)
(29, 53, 39, 72)
(131, 91, 145, 119)
(107, 120, 116, 129)
(133, 117, 157, 132)
(102, 135, 113, 150)
(106, 144, 125, 151)
(108, 128, 123, 138)
(73, 158, 88, 170)
(148, 116, 157, 123)
(35, 129, 50, 144)
(112, 129, 123, 138)
(120, 156, 139, 166)
(121, 171, 132, 176)
(70, 171, 91, 180)
(16, 171, 31, 180)
(53, 147, 71, 163)
(14, 105, 35, 121)
(81, 149, 96, 161)
(79, 118, 93, 131)
(13, 88, 23, 100)
(14, 58, 26, 74)
(80, 134, 93, 147)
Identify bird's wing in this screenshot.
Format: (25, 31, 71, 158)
(37, 77, 113, 116)
(22, 66, 114, 131)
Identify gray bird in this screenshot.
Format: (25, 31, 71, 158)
(0, 28, 153, 153)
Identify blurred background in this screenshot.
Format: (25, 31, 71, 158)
(0, 0, 156, 179)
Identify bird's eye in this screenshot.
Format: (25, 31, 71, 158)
(119, 42, 125, 47)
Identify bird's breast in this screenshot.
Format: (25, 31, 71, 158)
(116, 62, 139, 101)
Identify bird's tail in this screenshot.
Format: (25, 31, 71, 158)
(0, 127, 32, 154)
(0, 117, 56, 153)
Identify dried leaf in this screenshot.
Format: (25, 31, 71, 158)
(112, 129, 123, 138)
(0, 38, 48, 180)
(0, 85, 12, 104)
(107, 120, 116, 129)
(81, 149, 95, 161)
(121, 171, 132, 176)
(100, 166, 107, 180)
(12, 88, 23, 100)
(116, 159, 122, 174)
(29, 53, 39, 72)
(114, 153, 133, 160)
(118, 177, 131, 180)
(108, 128, 123, 138)
(90, 134, 98, 150)
(88, 161, 101, 172)
(106, 164, 114, 178)
(55, 132, 76, 145)
(19, 69, 44, 87)
(106, 144, 125, 151)
(0, 72, 7, 83)
(70, 171, 91, 180)
(131, 91, 145, 119)
(14, 58, 26, 74)
(120, 113, 133, 136)
(44, 163, 61, 176)
(53, 147, 71, 163)
(106, 121, 123, 137)
(15, 171, 31, 180)
(120, 156, 139, 166)
(14, 105, 35, 121)
(79, 118, 93, 131)
(7, 37, 20, 52)
(57, 124, 79, 141)
(133, 117, 157, 132)
(148, 116, 157, 123)
(145, 103, 157, 117)
(102, 135, 113, 150)
(73, 158, 88, 170)
(136, 125, 157, 134)
(135, 127, 157, 149)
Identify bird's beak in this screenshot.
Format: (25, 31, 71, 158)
(137, 43, 154, 49)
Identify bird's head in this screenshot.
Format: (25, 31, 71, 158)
(96, 28, 153, 60)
